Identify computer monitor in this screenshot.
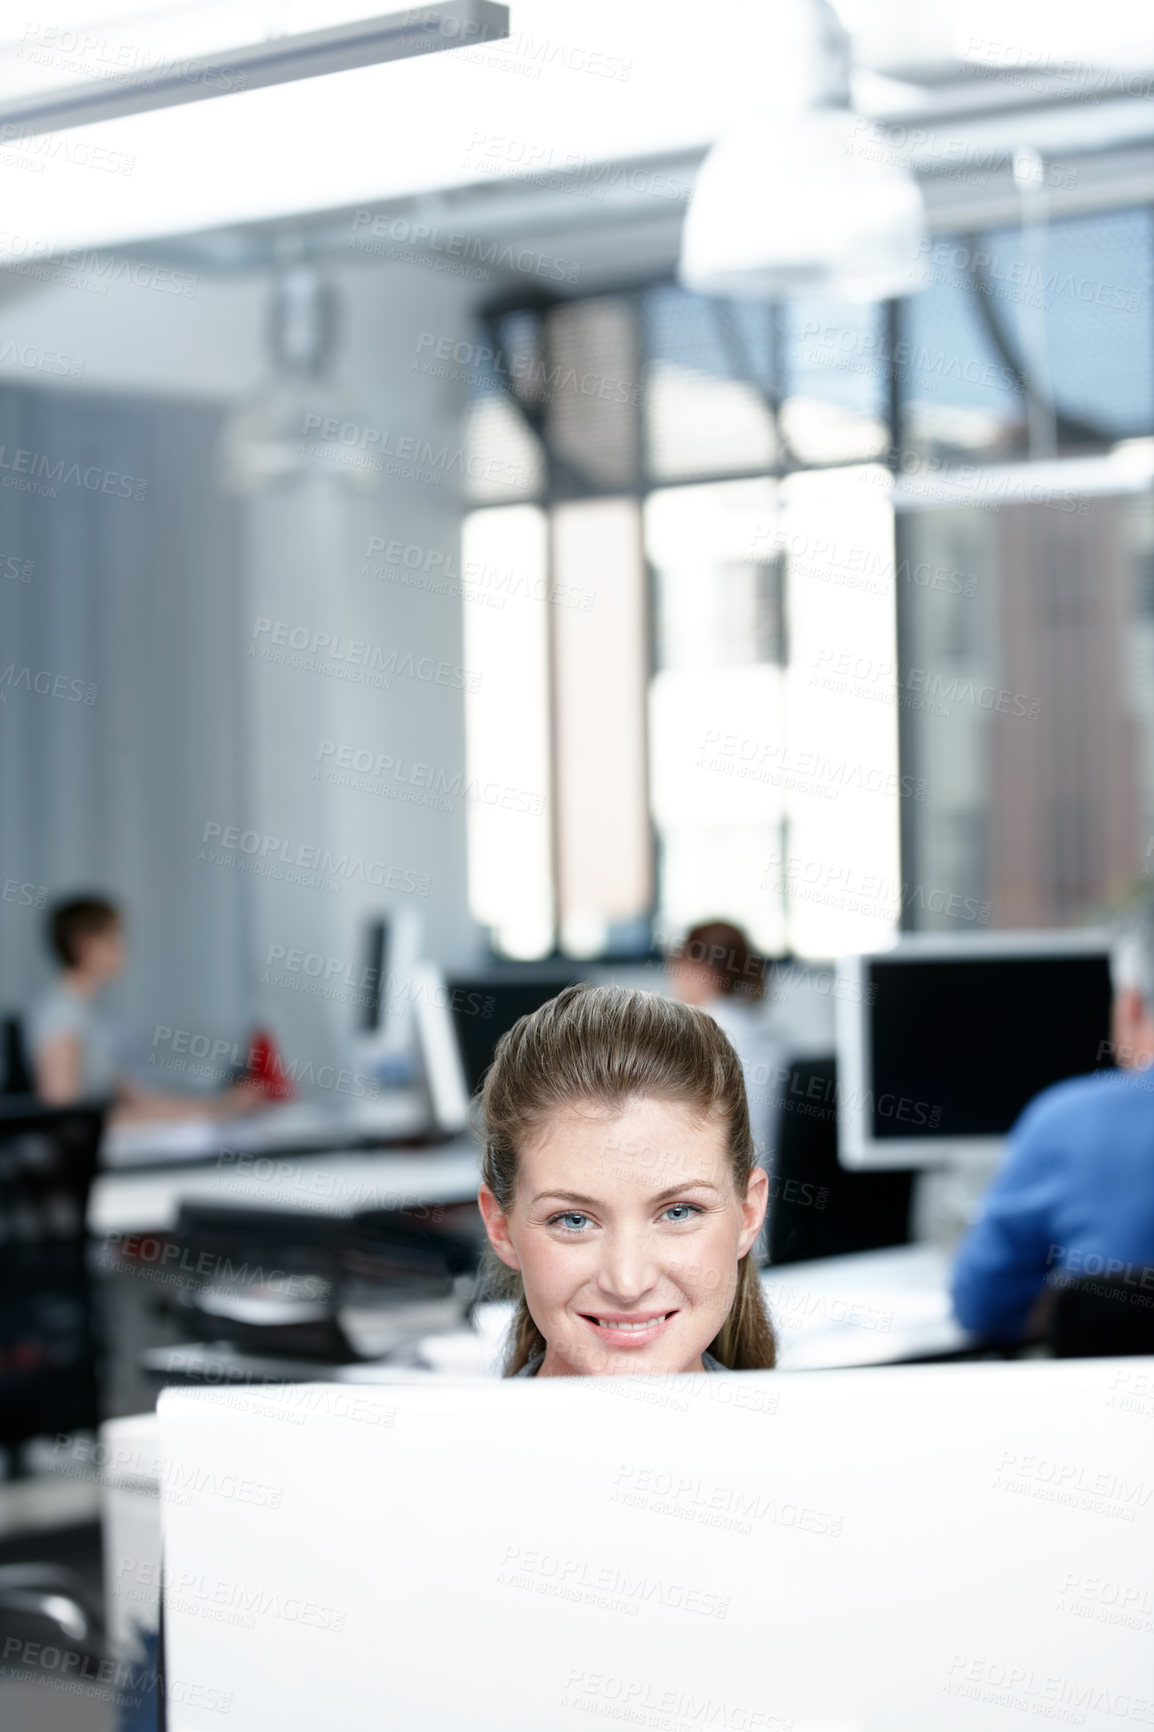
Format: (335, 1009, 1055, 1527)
(836, 931, 1113, 1169)
(446, 974, 578, 1095)
(156, 1360, 1150, 1730)
(357, 906, 422, 1047)
(410, 964, 471, 1136)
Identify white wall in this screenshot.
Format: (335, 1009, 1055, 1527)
(0, 250, 487, 1084)
(239, 260, 488, 1075)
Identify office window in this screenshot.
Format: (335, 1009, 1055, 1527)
(464, 205, 1154, 956)
(461, 506, 553, 959)
(644, 287, 778, 483)
(894, 204, 1154, 932)
(898, 487, 1152, 931)
(550, 300, 642, 493)
(647, 468, 900, 957)
(462, 308, 546, 508)
(781, 298, 890, 467)
(905, 206, 1154, 463)
(647, 478, 786, 955)
(464, 280, 902, 959)
(776, 464, 902, 957)
(551, 498, 650, 957)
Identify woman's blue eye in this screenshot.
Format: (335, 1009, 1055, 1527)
(547, 1205, 701, 1231)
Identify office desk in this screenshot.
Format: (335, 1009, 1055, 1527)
(92, 1137, 482, 1421)
(89, 1135, 481, 1237)
(107, 1232, 966, 1394)
(762, 1243, 974, 1368)
(102, 1093, 427, 1169)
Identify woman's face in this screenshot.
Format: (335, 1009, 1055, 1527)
(668, 957, 722, 1008)
(76, 923, 125, 983)
(479, 1096, 768, 1377)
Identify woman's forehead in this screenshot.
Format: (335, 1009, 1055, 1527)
(519, 1096, 730, 1182)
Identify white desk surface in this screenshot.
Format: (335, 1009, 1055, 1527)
(762, 1242, 973, 1368)
(89, 1136, 481, 1236)
(102, 1094, 427, 1168)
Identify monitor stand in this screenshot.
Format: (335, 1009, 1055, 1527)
(910, 1145, 1005, 1251)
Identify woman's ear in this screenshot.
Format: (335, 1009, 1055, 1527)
(478, 1183, 521, 1271)
(737, 1165, 769, 1260)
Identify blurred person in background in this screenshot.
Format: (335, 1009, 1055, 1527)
(30, 894, 265, 1126)
(951, 898, 1154, 1341)
(668, 920, 784, 1176)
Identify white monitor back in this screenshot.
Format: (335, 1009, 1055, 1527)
(158, 1359, 1153, 1731)
(351, 903, 423, 1071)
(411, 962, 471, 1134)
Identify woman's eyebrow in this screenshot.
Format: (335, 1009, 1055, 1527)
(531, 1189, 600, 1207)
(530, 1179, 722, 1208)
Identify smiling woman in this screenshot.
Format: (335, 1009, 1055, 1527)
(477, 983, 775, 1376)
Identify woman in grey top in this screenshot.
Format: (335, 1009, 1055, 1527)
(477, 984, 776, 1379)
(31, 895, 262, 1127)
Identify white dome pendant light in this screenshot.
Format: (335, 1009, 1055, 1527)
(679, 0, 927, 303)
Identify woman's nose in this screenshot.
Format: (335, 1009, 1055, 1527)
(595, 1228, 659, 1301)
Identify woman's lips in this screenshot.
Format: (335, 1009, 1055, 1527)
(577, 1310, 677, 1348)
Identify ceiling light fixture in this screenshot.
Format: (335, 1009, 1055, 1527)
(678, 0, 927, 303)
(0, 1, 509, 137)
(219, 258, 382, 495)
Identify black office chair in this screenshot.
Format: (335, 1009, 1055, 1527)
(0, 1097, 106, 1453)
(0, 1098, 108, 1664)
(1, 1015, 33, 1094)
(766, 1056, 915, 1265)
(155, 1200, 481, 1367)
(1047, 1275, 1154, 1357)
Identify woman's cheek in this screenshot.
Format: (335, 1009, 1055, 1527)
(521, 1234, 588, 1303)
(666, 1251, 739, 1317)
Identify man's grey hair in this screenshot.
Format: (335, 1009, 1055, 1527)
(1110, 899, 1154, 1009)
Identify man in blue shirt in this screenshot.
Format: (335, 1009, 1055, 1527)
(951, 910, 1154, 1341)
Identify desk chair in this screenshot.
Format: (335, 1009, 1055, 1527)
(155, 1200, 481, 1367)
(1, 1015, 33, 1094)
(767, 1056, 915, 1265)
(0, 1098, 108, 1666)
(1047, 1273, 1154, 1357)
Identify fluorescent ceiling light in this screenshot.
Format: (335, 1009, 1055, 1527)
(833, 0, 1154, 79)
(893, 443, 1154, 513)
(0, 0, 733, 259)
(0, 2, 508, 134)
(951, 0, 1154, 71)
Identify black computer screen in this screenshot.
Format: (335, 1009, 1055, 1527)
(447, 977, 578, 1096)
(867, 953, 1113, 1140)
(359, 918, 387, 1032)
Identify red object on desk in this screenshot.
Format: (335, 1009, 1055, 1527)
(248, 1028, 295, 1100)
